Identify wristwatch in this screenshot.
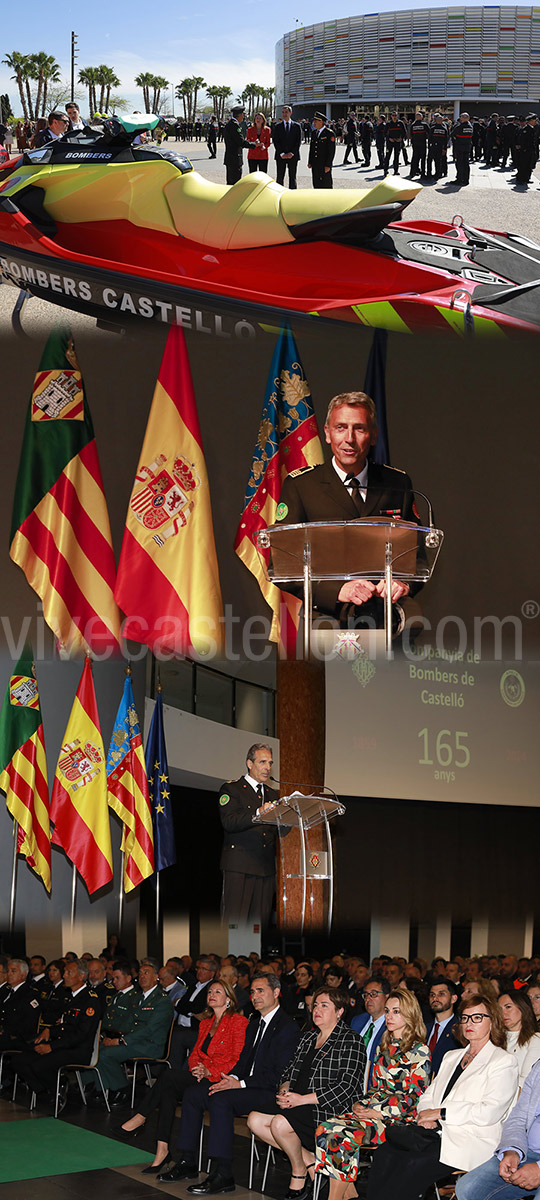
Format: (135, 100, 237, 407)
(440, 1107, 446, 1121)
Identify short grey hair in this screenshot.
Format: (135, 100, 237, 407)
(9, 958, 29, 976)
(326, 392, 377, 432)
(246, 743, 272, 766)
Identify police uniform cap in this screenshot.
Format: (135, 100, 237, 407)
(232, 106, 245, 117)
(314, 112, 326, 122)
(525, 112, 537, 121)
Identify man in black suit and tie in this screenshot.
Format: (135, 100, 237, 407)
(426, 977, 460, 1076)
(219, 743, 280, 929)
(159, 972, 300, 1191)
(272, 105, 302, 188)
(276, 391, 421, 631)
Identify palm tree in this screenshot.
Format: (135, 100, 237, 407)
(206, 84, 221, 117)
(2, 52, 30, 120)
(176, 77, 194, 121)
(190, 75, 206, 120)
(30, 52, 61, 117)
(40, 58, 62, 115)
(218, 86, 233, 122)
(95, 65, 121, 112)
(152, 75, 169, 112)
(79, 66, 99, 116)
(135, 71, 154, 112)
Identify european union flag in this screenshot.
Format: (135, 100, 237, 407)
(145, 691, 176, 872)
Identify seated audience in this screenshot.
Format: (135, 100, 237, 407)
(351, 975, 390, 1090)
(315, 988, 430, 1200)
(527, 982, 540, 1027)
(249, 987, 365, 1200)
(426, 977, 461, 1076)
(365, 993, 519, 1200)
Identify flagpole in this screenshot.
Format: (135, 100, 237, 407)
(70, 861, 77, 927)
(9, 821, 19, 934)
(156, 870, 160, 933)
(118, 851, 124, 934)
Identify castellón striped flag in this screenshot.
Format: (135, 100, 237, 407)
(9, 326, 121, 658)
(50, 656, 113, 893)
(234, 325, 324, 654)
(107, 673, 154, 892)
(0, 646, 51, 891)
(115, 326, 224, 658)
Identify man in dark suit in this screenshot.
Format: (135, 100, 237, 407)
(276, 390, 421, 630)
(223, 105, 250, 185)
(219, 743, 279, 928)
(426, 977, 460, 1077)
(272, 105, 302, 188)
(351, 974, 389, 1089)
(34, 110, 70, 147)
(159, 972, 300, 1192)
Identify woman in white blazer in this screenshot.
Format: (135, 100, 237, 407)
(366, 993, 519, 1200)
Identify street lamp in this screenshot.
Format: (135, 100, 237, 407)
(71, 31, 78, 103)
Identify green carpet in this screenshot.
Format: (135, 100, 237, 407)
(0, 1118, 154, 1181)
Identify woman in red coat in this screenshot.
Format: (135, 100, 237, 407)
(246, 112, 271, 172)
(118, 979, 247, 1173)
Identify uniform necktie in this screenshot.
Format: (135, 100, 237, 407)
(428, 1023, 439, 1055)
(345, 473, 365, 515)
(256, 784, 263, 803)
(246, 1018, 266, 1074)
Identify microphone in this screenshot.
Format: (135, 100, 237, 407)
(408, 488, 441, 549)
(270, 776, 339, 801)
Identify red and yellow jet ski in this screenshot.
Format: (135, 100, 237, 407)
(0, 114, 539, 336)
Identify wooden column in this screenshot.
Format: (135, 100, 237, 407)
(276, 658, 326, 935)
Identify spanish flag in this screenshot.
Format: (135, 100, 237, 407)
(115, 326, 224, 658)
(107, 672, 154, 892)
(0, 646, 51, 891)
(10, 326, 121, 658)
(234, 325, 323, 654)
(50, 657, 113, 894)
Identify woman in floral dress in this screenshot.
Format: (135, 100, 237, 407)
(315, 988, 431, 1200)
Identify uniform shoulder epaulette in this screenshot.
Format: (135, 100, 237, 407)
(380, 463, 407, 474)
(289, 464, 317, 478)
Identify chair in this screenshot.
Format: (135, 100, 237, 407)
(26, 1021, 108, 1118)
(126, 1018, 175, 1109)
(249, 1133, 274, 1192)
(434, 1172, 465, 1200)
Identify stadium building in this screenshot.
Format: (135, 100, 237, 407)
(275, 6, 540, 120)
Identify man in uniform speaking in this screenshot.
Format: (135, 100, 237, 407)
(219, 743, 281, 929)
(276, 391, 420, 631)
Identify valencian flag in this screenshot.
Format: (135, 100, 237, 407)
(234, 325, 323, 653)
(364, 329, 390, 465)
(107, 672, 154, 891)
(9, 326, 121, 658)
(0, 646, 51, 891)
(115, 326, 224, 659)
(50, 656, 113, 893)
(145, 689, 175, 872)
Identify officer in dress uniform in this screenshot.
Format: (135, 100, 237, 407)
(427, 114, 448, 180)
(86, 960, 173, 1105)
(14, 959, 100, 1107)
(308, 112, 336, 188)
(384, 111, 407, 174)
(223, 105, 251, 185)
(515, 114, 538, 184)
(451, 112, 474, 185)
(101, 959, 140, 1038)
(220, 743, 284, 927)
(343, 111, 359, 163)
(0, 959, 42, 1052)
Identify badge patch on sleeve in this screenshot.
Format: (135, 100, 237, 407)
(220, 794, 230, 806)
(86, 1007, 95, 1017)
(276, 502, 288, 521)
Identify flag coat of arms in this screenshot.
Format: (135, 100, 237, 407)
(234, 325, 324, 652)
(10, 326, 121, 658)
(107, 673, 154, 891)
(50, 656, 113, 893)
(115, 326, 224, 658)
(0, 646, 50, 891)
(145, 690, 176, 872)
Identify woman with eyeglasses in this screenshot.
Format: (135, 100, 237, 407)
(365, 994, 519, 1200)
(314, 988, 430, 1200)
(498, 989, 540, 1089)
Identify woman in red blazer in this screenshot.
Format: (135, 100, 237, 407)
(118, 979, 247, 1172)
(246, 112, 271, 172)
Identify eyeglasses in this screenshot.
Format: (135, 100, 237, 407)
(458, 1013, 490, 1024)
(363, 990, 383, 998)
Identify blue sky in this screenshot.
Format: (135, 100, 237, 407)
(1, 0, 456, 114)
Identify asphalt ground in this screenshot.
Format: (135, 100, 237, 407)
(0, 132, 539, 331)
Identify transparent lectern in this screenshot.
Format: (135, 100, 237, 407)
(254, 790, 345, 935)
(257, 517, 444, 657)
